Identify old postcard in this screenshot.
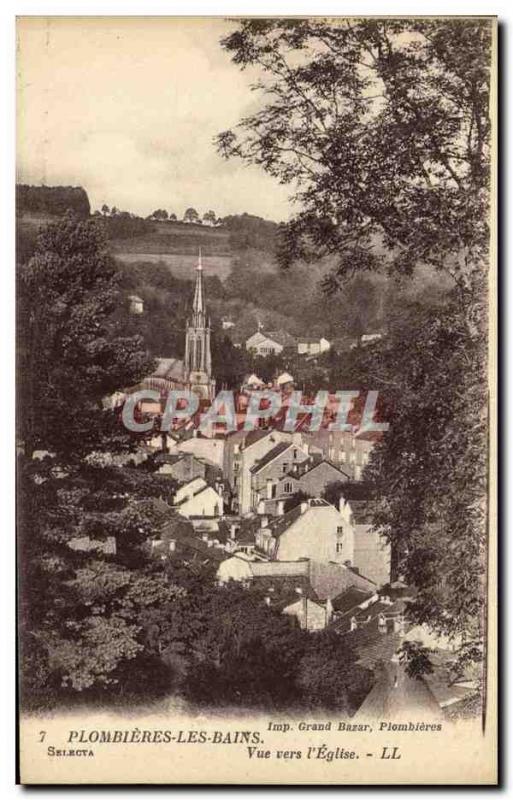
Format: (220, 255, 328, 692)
(16, 15, 497, 784)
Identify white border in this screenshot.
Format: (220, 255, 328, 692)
(2, 3, 507, 797)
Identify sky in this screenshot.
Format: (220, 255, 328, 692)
(16, 17, 294, 222)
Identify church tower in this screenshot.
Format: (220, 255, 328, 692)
(184, 249, 215, 401)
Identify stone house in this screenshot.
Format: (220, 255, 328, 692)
(305, 429, 377, 481)
(224, 429, 300, 515)
(173, 477, 224, 518)
(255, 498, 354, 565)
(156, 452, 207, 483)
(250, 441, 310, 511)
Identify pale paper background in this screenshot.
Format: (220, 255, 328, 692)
(16, 15, 498, 785)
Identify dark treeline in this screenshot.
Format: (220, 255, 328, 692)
(16, 184, 91, 218)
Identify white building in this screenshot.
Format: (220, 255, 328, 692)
(256, 497, 354, 565)
(245, 329, 295, 356)
(297, 337, 331, 356)
(173, 477, 224, 518)
(128, 294, 144, 314)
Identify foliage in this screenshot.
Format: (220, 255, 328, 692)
(296, 630, 373, 710)
(16, 184, 91, 218)
(362, 302, 487, 656)
(398, 641, 435, 679)
(323, 481, 376, 506)
(148, 209, 169, 221)
(218, 19, 491, 314)
(283, 490, 311, 513)
(17, 213, 153, 458)
(218, 18, 491, 670)
(183, 207, 199, 223)
(99, 211, 153, 239)
(17, 457, 183, 702)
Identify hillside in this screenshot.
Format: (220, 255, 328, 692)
(16, 185, 452, 363)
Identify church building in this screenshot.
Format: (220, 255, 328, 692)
(128, 250, 216, 405)
(183, 249, 216, 401)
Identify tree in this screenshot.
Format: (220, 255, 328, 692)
(101, 204, 110, 216)
(203, 210, 217, 225)
(148, 209, 168, 221)
(217, 19, 491, 316)
(283, 490, 310, 513)
(17, 214, 153, 459)
(16, 185, 91, 218)
(211, 333, 249, 389)
(217, 18, 492, 673)
(398, 641, 435, 679)
(183, 207, 199, 224)
(361, 302, 487, 664)
(168, 212, 177, 221)
(16, 215, 170, 706)
(297, 630, 373, 710)
(18, 458, 183, 702)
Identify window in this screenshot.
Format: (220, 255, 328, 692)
(282, 463, 288, 473)
(337, 526, 344, 534)
(336, 542, 344, 553)
(283, 481, 293, 494)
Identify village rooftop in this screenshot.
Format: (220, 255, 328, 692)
(122, 389, 390, 434)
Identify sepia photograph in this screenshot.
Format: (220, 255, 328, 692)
(15, 14, 497, 784)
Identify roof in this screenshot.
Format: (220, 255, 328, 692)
(152, 358, 186, 382)
(354, 662, 442, 720)
(308, 559, 376, 600)
(342, 596, 404, 623)
(252, 575, 319, 611)
(244, 429, 277, 449)
(174, 535, 226, 564)
(174, 484, 218, 507)
(250, 441, 292, 474)
(332, 587, 375, 614)
(265, 498, 331, 540)
(245, 373, 264, 386)
(248, 560, 310, 579)
(298, 337, 324, 345)
(295, 458, 352, 482)
(251, 329, 296, 348)
(276, 371, 294, 385)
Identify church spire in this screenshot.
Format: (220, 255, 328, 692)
(192, 247, 205, 320)
(184, 248, 214, 400)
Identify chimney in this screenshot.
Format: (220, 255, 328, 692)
(230, 523, 238, 540)
(276, 499, 285, 516)
(301, 595, 308, 629)
(169, 539, 176, 552)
